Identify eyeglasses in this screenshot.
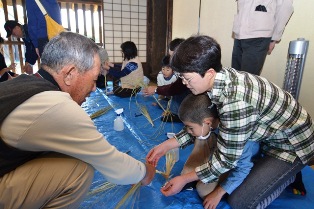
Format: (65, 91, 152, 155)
(179, 75, 195, 84)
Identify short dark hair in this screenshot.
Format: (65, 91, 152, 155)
(120, 41, 137, 60)
(169, 38, 185, 51)
(178, 93, 218, 125)
(161, 55, 170, 67)
(170, 35, 222, 76)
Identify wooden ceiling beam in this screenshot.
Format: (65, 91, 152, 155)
(58, 0, 102, 6)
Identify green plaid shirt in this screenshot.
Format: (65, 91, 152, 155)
(176, 67, 314, 183)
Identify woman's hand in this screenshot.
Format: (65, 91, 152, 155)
(142, 86, 157, 97)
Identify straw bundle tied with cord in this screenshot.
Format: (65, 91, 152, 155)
(34, 0, 65, 40)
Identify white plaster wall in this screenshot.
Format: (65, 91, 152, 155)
(173, 0, 314, 117)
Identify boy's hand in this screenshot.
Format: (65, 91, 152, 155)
(161, 175, 186, 196)
(161, 171, 199, 196)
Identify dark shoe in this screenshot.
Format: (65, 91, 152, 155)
(289, 171, 306, 196)
(181, 181, 197, 191)
(307, 156, 314, 166)
(161, 113, 181, 123)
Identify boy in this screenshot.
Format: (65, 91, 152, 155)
(157, 55, 178, 89)
(147, 93, 261, 208)
(155, 55, 180, 121)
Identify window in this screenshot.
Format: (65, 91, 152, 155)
(103, 0, 147, 63)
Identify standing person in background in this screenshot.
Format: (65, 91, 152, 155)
(0, 36, 18, 82)
(4, 20, 38, 74)
(105, 41, 144, 98)
(26, 0, 62, 57)
(232, 0, 294, 75)
(0, 32, 155, 208)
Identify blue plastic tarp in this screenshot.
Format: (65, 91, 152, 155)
(80, 88, 314, 209)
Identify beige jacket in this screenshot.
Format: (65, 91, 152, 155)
(120, 56, 144, 89)
(233, 0, 294, 41)
(1, 91, 146, 185)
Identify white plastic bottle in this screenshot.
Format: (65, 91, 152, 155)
(114, 108, 124, 131)
(166, 132, 179, 162)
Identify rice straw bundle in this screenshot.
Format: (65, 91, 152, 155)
(152, 95, 167, 112)
(87, 182, 116, 196)
(152, 95, 176, 123)
(90, 106, 113, 119)
(156, 151, 176, 180)
(127, 79, 148, 111)
(137, 103, 154, 127)
(114, 182, 142, 209)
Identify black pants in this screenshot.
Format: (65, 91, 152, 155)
(231, 38, 271, 75)
(113, 78, 141, 98)
(38, 37, 49, 56)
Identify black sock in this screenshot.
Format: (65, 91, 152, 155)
(289, 171, 306, 195)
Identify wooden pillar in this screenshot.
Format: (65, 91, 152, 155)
(146, 0, 172, 82)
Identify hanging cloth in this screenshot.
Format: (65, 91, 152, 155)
(34, 0, 65, 40)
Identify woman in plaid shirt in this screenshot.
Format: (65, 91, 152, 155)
(152, 35, 314, 209)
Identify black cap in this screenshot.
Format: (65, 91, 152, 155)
(4, 20, 20, 38)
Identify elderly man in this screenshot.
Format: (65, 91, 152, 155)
(0, 32, 155, 209)
(4, 20, 38, 74)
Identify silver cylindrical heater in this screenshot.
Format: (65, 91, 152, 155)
(283, 38, 309, 100)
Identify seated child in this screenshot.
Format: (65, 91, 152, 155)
(147, 94, 299, 208)
(157, 55, 178, 100)
(105, 41, 144, 98)
(157, 55, 182, 122)
(155, 55, 182, 122)
(147, 93, 261, 207)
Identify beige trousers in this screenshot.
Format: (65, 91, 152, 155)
(0, 153, 94, 209)
(181, 136, 218, 199)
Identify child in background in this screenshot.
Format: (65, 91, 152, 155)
(147, 93, 261, 208)
(168, 38, 185, 56)
(157, 55, 178, 100)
